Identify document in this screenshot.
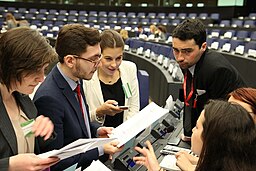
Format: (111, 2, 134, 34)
(109, 102, 169, 147)
(38, 137, 116, 160)
(160, 155, 180, 171)
(83, 160, 111, 171)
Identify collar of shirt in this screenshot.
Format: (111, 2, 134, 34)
(57, 63, 80, 91)
(188, 65, 196, 77)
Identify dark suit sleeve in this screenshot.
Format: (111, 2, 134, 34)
(34, 95, 99, 170)
(0, 158, 9, 171)
(208, 67, 243, 99)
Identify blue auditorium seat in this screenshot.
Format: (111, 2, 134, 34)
(140, 18, 149, 25)
(249, 13, 256, 19)
(137, 12, 146, 18)
(118, 12, 126, 18)
(210, 13, 220, 21)
(56, 15, 66, 21)
(129, 18, 139, 25)
(231, 19, 243, 27)
(89, 11, 97, 17)
(99, 17, 107, 23)
(39, 9, 48, 14)
(188, 13, 197, 19)
(150, 43, 161, 55)
(69, 10, 78, 16)
(46, 14, 56, 21)
(177, 13, 186, 19)
(67, 15, 77, 22)
(78, 16, 87, 22)
(168, 13, 177, 19)
(18, 8, 27, 14)
(150, 19, 159, 25)
(137, 70, 149, 110)
(79, 11, 87, 16)
(171, 19, 180, 26)
(7, 7, 16, 13)
(147, 12, 156, 19)
(159, 45, 173, 59)
(157, 13, 166, 19)
(250, 31, 256, 41)
(198, 13, 208, 19)
(108, 17, 118, 24)
(236, 30, 249, 40)
(219, 20, 231, 27)
(59, 10, 68, 15)
(108, 11, 117, 17)
(160, 19, 169, 26)
(244, 20, 255, 28)
(119, 18, 128, 24)
(98, 11, 107, 17)
(127, 12, 136, 18)
(29, 8, 38, 14)
(49, 9, 58, 15)
(230, 39, 245, 51)
(88, 16, 97, 23)
(143, 42, 153, 51)
(245, 41, 256, 54)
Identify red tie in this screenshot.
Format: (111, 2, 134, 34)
(75, 84, 84, 117)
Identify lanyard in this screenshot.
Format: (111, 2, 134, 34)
(183, 71, 194, 106)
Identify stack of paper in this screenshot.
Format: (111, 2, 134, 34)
(38, 138, 116, 160)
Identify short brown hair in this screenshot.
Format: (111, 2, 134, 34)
(0, 27, 57, 90)
(100, 29, 124, 51)
(55, 24, 101, 63)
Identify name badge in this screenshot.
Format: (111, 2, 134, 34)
(21, 119, 35, 137)
(122, 83, 132, 98)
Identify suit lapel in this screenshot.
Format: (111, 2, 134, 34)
(52, 67, 89, 137)
(0, 93, 17, 154)
(91, 70, 104, 104)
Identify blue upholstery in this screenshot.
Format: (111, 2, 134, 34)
(137, 70, 149, 110)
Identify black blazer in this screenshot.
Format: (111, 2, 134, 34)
(183, 49, 245, 136)
(34, 65, 100, 170)
(0, 92, 39, 171)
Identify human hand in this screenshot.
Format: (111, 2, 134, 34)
(32, 115, 54, 140)
(133, 141, 160, 171)
(96, 100, 125, 117)
(103, 140, 123, 155)
(175, 151, 196, 171)
(9, 153, 59, 171)
(175, 151, 198, 165)
(97, 127, 114, 138)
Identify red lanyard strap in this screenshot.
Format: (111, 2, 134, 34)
(183, 71, 194, 106)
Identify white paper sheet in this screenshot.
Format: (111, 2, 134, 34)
(83, 160, 111, 171)
(108, 102, 169, 147)
(38, 138, 116, 160)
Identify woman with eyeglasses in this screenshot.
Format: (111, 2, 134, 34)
(83, 29, 140, 128)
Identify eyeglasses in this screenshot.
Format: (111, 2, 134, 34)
(72, 54, 102, 66)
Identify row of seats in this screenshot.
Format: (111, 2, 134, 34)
(207, 37, 256, 57)
(207, 29, 256, 41)
(218, 19, 255, 28)
(125, 38, 183, 82)
(0, 6, 220, 21)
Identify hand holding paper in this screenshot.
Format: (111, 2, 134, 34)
(38, 138, 116, 160)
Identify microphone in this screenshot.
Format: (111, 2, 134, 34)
(151, 125, 175, 144)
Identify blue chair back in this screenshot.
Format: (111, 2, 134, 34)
(137, 70, 149, 110)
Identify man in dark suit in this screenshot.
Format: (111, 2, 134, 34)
(172, 19, 245, 141)
(33, 24, 121, 170)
